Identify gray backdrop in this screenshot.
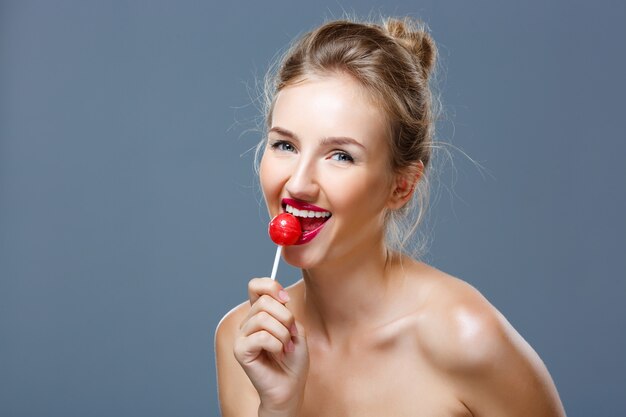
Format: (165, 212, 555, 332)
(1, 1, 625, 416)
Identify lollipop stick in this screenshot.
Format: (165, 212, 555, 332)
(270, 245, 282, 280)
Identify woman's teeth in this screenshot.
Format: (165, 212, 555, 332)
(285, 204, 331, 218)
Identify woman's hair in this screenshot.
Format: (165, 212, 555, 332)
(257, 15, 441, 257)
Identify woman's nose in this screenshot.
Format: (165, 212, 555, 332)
(285, 159, 320, 201)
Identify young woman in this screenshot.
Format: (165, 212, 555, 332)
(215, 16, 566, 417)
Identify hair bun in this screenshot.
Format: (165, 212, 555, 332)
(382, 17, 437, 80)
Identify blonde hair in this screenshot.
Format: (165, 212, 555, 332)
(256, 15, 441, 257)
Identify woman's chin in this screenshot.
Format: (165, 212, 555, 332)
(283, 247, 324, 270)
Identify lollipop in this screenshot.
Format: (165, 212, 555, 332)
(269, 213, 301, 246)
(268, 213, 301, 280)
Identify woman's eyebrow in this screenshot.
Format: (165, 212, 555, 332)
(269, 126, 297, 138)
(319, 137, 366, 150)
(269, 126, 366, 150)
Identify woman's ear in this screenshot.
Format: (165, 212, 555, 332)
(388, 160, 424, 210)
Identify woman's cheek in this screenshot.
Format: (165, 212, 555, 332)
(259, 160, 276, 203)
(261, 159, 294, 210)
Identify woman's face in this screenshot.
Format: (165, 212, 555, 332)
(260, 74, 396, 269)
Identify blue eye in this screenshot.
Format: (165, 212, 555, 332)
(270, 140, 296, 153)
(330, 151, 354, 163)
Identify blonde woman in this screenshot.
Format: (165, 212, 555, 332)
(216, 16, 566, 417)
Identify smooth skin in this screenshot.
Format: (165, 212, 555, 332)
(215, 73, 567, 417)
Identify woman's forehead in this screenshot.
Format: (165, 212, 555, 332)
(271, 75, 388, 147)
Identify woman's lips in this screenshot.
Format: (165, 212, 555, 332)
(295, 219, 329, 245)
(282, 198, 330, 213)
(281, 198, 331, 245)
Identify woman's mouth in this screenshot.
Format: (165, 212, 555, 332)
(282, 198, 332, 245)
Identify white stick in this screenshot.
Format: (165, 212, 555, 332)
(270, 245, 282, 280)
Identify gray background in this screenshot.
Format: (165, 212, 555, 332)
(1, 0, 624, 416)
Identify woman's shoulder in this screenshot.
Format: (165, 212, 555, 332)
(405, 261, 531, 373)
(403, 261, 566, 415)
(215, 299, 250, 346)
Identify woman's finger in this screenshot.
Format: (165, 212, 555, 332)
(234, 330, 285, 365)
(240, 310, 293, 350)
(248, 277, 290, 306)
(241, 294, 296, 334)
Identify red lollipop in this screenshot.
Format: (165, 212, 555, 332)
(268, 213, 301, 280)
(269, 213, 301, 246)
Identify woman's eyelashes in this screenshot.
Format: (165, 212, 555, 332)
(269, 140, 296, 153)
(328, 150, 355, 163)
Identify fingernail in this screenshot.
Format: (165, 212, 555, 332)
(286, 340, 295, 352)
(290, 323, 298, 336)
(279, 290, 290, 302)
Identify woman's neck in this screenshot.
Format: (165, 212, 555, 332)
(300, 241, 408, 346)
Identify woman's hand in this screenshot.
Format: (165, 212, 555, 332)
(234, 278, 309, 416)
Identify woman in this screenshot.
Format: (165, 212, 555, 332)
(215, 16, 566, 417)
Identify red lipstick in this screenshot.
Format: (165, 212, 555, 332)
(281, 198, 332, 245)
(282, 198, 329, 212)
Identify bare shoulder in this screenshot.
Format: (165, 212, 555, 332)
(214, 299, 260, 417)
(410, 264, 516, 371)
(406, 261, 566, 416)
(215, 299, 250, 345)
(214, 298, 251, 379)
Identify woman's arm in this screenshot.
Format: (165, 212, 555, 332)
(215, 302, 261, 417)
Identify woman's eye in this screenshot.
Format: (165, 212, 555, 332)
(270, 140, 296, 153)
(330, 152, 354, 163)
